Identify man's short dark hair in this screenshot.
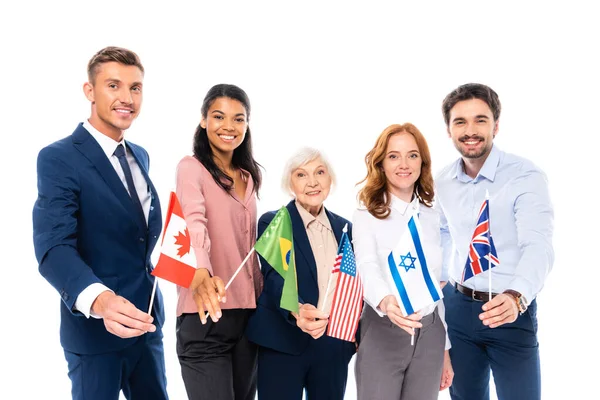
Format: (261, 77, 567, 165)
(442, 83, 501, 126)
(87, 46, 144, 84)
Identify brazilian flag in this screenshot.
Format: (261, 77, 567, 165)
(254, 207, 299, 313)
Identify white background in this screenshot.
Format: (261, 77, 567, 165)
(1, 1, 598, 399)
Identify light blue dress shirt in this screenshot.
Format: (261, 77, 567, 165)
(435, 145, 554, 305)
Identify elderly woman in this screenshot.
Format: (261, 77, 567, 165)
(245, 147, 356, 400)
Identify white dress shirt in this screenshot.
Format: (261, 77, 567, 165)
(74, 120, 151, 318)
(436, 145, 554, 304)
(353, 194, 450, 349)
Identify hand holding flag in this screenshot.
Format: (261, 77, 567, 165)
(387, 202, 443, 344)
(150, 192, 248, 324)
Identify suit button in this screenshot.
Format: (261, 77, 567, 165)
(139, 237, 145, 242)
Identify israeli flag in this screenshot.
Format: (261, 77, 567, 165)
(387, 208, 443, 316)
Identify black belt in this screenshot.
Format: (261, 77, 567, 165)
(450, 279, 499, 302)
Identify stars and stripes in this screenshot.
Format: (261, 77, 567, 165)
(326, 228, 363, 342)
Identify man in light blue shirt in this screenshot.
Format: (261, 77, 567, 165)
(435, 83, 554, 400)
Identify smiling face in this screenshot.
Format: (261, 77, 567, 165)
(448, 98, 498, 160)
(84, 61, 143, 141)
(290, 157, 332, 216)
(201, 97, 248, 161)
(382, 132, 422, 203)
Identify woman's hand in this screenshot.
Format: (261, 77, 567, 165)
(440, 350, 454, 391)
(190, 268, 226, 324)
(378, 295, 423, 335)
(294, 303, 329, 339)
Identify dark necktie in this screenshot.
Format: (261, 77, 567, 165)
(114, 144, 147, 228)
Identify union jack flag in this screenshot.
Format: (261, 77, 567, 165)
(461, 198, 500, 283)
(326, 228, 363, 342)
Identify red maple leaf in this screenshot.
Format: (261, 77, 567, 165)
(173, 228, 191, 257)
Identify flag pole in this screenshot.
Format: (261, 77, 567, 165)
(204, 247, 256, 319)
(225, 247, 256, 291)
(320, 223, 348, 313)
(412, 201, 419, 347)
(148, 189, 174, 315)
(486, 190, 492, 300)
(148, 278, 158, 315)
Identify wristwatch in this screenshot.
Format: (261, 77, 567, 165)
(503, 289, 527, 314)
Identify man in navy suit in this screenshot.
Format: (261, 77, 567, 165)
(32, 46, 167, 400)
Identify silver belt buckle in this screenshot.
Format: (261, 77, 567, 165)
(471, 288, 478, 301)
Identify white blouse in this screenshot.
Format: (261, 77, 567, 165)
(353, 194, 450, 349)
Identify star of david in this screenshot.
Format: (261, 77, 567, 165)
(399, 252, 417, 272)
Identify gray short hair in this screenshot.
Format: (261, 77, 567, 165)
(281, 147, 337, 197)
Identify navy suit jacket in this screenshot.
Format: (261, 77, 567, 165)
(32, 123, 164, 355)
(246, 200, 356, 356)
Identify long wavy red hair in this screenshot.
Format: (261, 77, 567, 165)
(357, 123, 434, 219)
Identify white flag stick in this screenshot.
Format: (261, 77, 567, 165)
(488, 261, 492, 300)
(148, 187, 174, 316)
(485, 189, 492, 300)
(411, 330, 415, 346)
(205, 247, 256, 319)
(224, 247, 256, 291)
(320, 223, 348, 313)
(148, 278, 158, 315)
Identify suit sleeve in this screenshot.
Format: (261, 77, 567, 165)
(257, 212, 302, 326)
(32, 146, 103, 314)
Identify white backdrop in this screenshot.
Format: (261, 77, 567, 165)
(1, 1, 598, 399)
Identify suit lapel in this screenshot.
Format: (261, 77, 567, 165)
(287, 201, 318, 284)
(72, 125, 143, 232)
(326, 209, 345, 248)
(127, 142, 162, 239)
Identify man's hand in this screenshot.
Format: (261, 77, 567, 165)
(479, 293, 518, 328)
(294, 303, 329, 339)
(190, 268, 226, 324)
(440, 350, 454, 391)
(91, 291, 155, 338)
(378, 295, 423, 335)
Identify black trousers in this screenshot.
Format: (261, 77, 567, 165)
(176, 309, 257, 400)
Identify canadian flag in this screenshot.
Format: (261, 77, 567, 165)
(151, 191, 196, 288)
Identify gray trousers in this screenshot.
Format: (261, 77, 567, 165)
(355, 304, 445, 400)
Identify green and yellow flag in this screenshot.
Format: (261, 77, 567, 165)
(254, 207, 299, 313)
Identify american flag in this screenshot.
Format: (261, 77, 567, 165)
(326, 228, 363, 342)
(462, 198, 500, 283)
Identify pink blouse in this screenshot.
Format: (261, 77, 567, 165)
(175, 155, 263, 316)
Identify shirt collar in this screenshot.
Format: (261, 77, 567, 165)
(390, 193, 420, 216)
(455, 144, 501, 183)
(83, 120, 125, 159)
(295, 201, 332, 231)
